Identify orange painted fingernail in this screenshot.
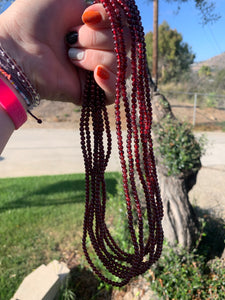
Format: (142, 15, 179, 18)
(97, 66, 110, 80)
(82, 11, 102, 25)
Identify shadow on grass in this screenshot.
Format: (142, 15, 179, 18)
(0, 177, 118, 212)
(66, 265, 112, 300)
(195, 206, 225, 260)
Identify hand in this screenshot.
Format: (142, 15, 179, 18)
(0, 0, 123, 105)
(68, 3, 124, 104)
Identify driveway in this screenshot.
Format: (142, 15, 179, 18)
(189, 132, 225, 218)
(0, 129, 122, 177)
(1, 129, 225, 217)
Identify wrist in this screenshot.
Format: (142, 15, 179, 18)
(0, 44, 40, 109)
(0, 40, 42, 129)
(0, 11, 41, 108)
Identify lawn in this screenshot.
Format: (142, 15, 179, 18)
(0, 173, 119, 299)
(1, 173, 224, 299)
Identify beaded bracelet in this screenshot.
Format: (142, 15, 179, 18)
(0, 44, 40, 109)
(0, 44, 42, 124)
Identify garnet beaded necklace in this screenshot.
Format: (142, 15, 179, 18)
(80, 0, 163, 287)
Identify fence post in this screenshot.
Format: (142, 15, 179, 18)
(193, 93, 197, 127)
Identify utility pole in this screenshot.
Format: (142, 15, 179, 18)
(152, 0, 158, 88)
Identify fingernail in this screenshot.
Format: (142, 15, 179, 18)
(97, 66, 110, 80)
(66, 31, 78, 45)
(68, 48, 84, 60)
(82, 11, 102, 25)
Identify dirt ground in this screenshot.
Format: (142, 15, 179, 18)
(23, 100, 119, 129)
(169, 98, 225, 131)
(24, 98, 225, 131)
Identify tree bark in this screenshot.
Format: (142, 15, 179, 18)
(152, 92, 200, 250)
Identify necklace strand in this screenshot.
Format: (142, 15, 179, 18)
(79, 0, 163, 287)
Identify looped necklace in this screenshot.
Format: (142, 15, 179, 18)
(80, 0, 163, 287)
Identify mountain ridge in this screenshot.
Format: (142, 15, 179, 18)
(192, 52, 225, 72)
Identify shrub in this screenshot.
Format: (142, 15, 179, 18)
(148, 242, 225, 299)
(153, 117, 207, 176)
(198, 65, 212, 77)
(206, 92, 217, 108)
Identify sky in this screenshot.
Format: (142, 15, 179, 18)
(1, 0, 225, 63)
(136, 0, 225, 62)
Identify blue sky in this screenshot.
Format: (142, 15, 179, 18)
(1, 0, 225, 63)
(137, 0, 225, 62)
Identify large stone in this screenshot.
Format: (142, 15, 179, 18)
(222, 248, 225, 259)
(11, 260, 70, 300)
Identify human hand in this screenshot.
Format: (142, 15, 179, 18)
(0, 0, 127, 105)
(68, 3, 127, 105)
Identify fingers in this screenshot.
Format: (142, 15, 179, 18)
(68, 46, 131, 95)
(73, 26, 114, 51)
(66, 2, 130, 51)
(66, 3, 130, 52)
(66, 3, 131, 102)
(81, 3, 127, 29)
(94, 65, 116, 105)
(72, 25, 130, 51)
(82, 5, 110, 29)
(68, 48, 117, 74)
(82, 3, 126, 29)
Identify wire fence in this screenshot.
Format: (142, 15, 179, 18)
(161, 90, 225, 129)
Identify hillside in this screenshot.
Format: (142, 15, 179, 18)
(192, 52, 225, 72)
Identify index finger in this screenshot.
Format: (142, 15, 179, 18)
(82, 3, 126, 29)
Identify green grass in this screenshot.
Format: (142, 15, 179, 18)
(1, 173, 225, 300)
(0, 173, 119, 299)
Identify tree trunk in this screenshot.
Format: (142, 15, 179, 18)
(157, 172, 199, 249)
(152, 92, 200, 250)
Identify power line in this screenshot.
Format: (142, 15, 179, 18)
(187, 1, 223, 57)
(205, 25, 223, 54)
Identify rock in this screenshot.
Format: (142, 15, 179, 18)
(112, 276, 161, 300)
(222, 248, 225, 259)
(11, 260, 70, 300)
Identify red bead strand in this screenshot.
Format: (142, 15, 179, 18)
(79, 0, 163, 287)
